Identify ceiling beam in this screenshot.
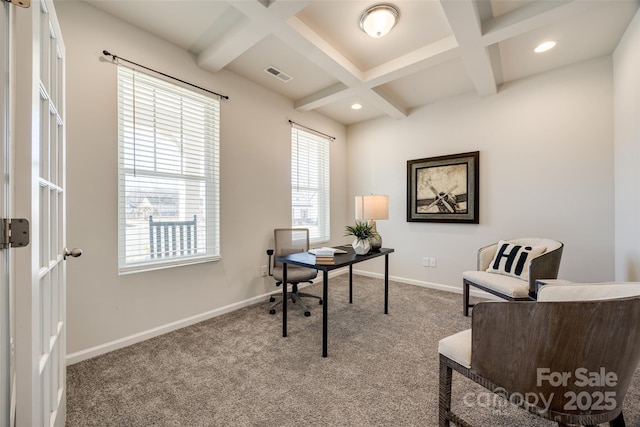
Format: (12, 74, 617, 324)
(197, 15, 270, 73)
(294, 82, 350, 112)
(440, 0, 498, 97)
(198, 0, 310, 73)
(363, 36, 460, 87)
(481, 0, 581, 46)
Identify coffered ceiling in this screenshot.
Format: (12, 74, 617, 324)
(80, 0, 639, 125)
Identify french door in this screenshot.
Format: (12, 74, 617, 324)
(1, 3, 14, 426)
(13, 0, 69, 425)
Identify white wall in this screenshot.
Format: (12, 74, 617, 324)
(347, 57, 615, 290)
(613, 8, 640, 281)
(56, 1, 348, 360)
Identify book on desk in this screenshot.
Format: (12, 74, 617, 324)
(309, 246, 348, 265)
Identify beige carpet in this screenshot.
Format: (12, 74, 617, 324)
(66, 275, 640, 426)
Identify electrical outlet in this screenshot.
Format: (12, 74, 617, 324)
(260, 265, 268, 277)
(429, 258, 436, 268)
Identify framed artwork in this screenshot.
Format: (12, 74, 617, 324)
(407, 151, 479, 223)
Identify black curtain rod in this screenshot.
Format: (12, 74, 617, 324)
(288, 120, 335, 141)
(102, 50, 229, 100)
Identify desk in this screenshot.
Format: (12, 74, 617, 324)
(277, 246, 394, 357)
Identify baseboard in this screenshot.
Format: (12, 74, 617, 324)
(352, 268, 501, 300)
(66, 267, 350, 365)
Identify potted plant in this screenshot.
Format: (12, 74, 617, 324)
(345, 221, 373, 255)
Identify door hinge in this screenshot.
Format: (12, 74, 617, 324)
(4, 0, 30, 8)
(1, 218, 30, 249)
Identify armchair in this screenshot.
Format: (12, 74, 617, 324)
(439, 281, 640, 426)
(462, 238, 563, 316)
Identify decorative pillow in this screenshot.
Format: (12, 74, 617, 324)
(486, 241, 547, 281)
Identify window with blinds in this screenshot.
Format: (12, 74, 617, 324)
(291, 125, 330, 244)
(117, 66, 220, 274)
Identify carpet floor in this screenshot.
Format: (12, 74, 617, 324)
(66, 275, 640, 426)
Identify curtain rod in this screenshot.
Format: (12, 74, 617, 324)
(102, 50, 229, 100)
(288, 120, 335, 141)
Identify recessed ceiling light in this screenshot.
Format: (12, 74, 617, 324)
(534, 41, 557, 53)
(351, 103, 363, 110)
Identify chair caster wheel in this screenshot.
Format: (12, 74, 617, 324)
(304, 311, 311, 317)
(269, 309, 276, 315)
(319, 300, 323, 305)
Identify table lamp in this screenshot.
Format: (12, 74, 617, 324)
(355, 195, 389, 251)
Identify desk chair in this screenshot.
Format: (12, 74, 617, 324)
(439, 281, 640, 426)
(266, 228, 322, 317)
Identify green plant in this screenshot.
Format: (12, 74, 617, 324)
(344, 221, 373, 241)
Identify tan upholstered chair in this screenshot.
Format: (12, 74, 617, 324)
(462, 238, 563, 316)
(439, 281, 640, 427)
(266, 228, 322, 317)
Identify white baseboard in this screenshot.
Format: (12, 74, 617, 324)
(66, 268, 350, 365)
(67, 268, 497, 365)
(352, 268, 500, 300)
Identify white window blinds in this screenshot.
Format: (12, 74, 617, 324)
(291, 125, 330, 244)
(117, 66, 221, 274)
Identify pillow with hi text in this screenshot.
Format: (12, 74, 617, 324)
(486, 241, 547, 281)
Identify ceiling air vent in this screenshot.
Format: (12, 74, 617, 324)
(264, 65, 293, 83)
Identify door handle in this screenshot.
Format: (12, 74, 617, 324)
(63, 247, 83, 260)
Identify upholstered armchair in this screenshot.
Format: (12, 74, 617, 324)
(439, 281, 640, 427)
(462, 238, 563, 316)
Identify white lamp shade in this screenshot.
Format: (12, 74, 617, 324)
(355, 195, 389, 220)
(359, 4, 399, 38)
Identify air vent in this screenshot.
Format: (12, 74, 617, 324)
(264, 66, 293, 83)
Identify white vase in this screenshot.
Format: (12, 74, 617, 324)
(352, 238, 371, 255)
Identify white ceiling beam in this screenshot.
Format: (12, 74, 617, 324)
(440, 0, 498, 96)
(480, 0, 600, 46)
(285, 16, 365, 86)
(294, 82, 351, 111)
(197, 15, 269, 73)
(363, 36, 460, 87)
(198, 0, 310, 73)
(366, 87, 408, 119)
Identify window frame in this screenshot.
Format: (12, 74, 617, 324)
(117, 66, 221, 274)
(291, 124, 331, 244)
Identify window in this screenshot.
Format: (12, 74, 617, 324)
(117, 66, 220, 274)
(291, 125, 330, 244)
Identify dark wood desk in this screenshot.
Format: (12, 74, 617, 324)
(276, 246, 394, 357)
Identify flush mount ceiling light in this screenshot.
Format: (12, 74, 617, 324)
(351, 103, 363, 110)
(534, 41, 557, 53)
(359, 3, 399, 38)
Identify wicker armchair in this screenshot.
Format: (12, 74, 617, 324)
(439, 281, 640, 426)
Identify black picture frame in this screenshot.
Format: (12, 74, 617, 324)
(407, 151, 479, 223)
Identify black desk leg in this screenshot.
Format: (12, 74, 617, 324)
(322, 269, 329, 357)
(349, 265, 353, 304)
(282, 263, 287, 337)
(384, 254, 389, 314)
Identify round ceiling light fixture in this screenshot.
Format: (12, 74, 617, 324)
(359, 3, 399, 38)
(351, 103, 363, 110)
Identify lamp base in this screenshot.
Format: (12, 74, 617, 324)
(369, 220, 382, 251)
